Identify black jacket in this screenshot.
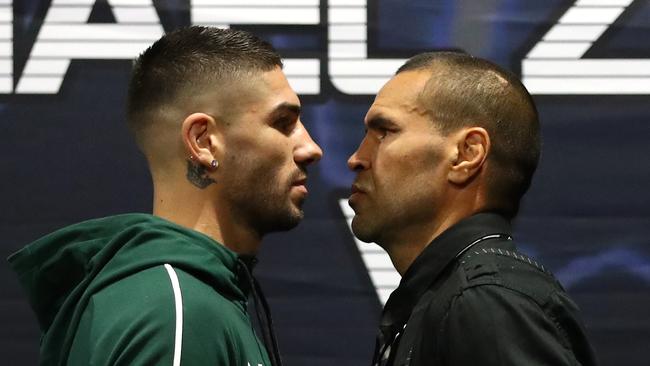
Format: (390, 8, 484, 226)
(372, 213, 597, 366)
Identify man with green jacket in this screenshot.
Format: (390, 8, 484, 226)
(9, 26, 322, 366)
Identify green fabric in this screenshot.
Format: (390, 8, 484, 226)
(9, 213, 272, 366)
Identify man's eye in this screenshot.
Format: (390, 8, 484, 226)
(377, 128, 390, 140)
(274, 117, 295, 133)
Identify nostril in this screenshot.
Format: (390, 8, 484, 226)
(348, 159, 366, 172)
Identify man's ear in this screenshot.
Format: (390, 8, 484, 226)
(181, 112, 223, 168)
(448, 127, 490, 185)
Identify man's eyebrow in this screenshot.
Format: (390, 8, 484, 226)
(366, 116, 398, 130)
(270, 102, 301, 117)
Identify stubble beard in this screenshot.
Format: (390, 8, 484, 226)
(254, 192, 304, 235)
(225, 169, 305, 237)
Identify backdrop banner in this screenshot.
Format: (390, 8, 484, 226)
(1, 1, 649, 365)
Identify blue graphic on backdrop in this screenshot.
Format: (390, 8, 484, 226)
(557, 248, 650, 289)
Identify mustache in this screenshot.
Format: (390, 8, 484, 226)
(289, 167, 308, 184)
(351, 181, 368, 193)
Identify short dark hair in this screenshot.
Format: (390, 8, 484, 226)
(397, 51, 541, 218)
(127, 26, 283, 150)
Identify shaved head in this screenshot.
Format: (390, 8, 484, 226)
(397, 52, 540, 218)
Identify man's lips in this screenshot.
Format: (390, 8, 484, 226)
(351, 184, 365, 194)
(292, 177, 307, 186)
(349, 184, 366, 209)
(292, 177, 308, 195)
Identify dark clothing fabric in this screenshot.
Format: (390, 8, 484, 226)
(373, 213, 597, 366)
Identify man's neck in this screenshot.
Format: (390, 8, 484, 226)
(383, 210, 469, 276)
(153, 182, 261, 255)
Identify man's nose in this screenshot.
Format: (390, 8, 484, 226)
(295, 122, 323, 165)
(347, 142, 370, 172)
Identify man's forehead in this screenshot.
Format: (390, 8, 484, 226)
(381, 70, 430, 97)
(365, 71, 431, 123)
(198, 68, 299, 115)
(243, 68, 300, 114)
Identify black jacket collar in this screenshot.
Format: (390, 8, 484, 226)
(379, 212, 512, 336)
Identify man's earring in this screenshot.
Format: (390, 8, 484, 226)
(211, 160, 219, 169)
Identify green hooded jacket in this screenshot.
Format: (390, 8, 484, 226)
(8, 213, 273, 366)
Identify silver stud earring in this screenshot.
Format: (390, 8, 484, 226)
(211, 160, 219, 169)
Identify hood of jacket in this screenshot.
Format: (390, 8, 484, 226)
(8, 213, 248, 338)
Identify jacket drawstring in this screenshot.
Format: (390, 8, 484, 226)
(238, 258, 283, 366)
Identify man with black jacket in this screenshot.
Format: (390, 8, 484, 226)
(346, 52, 597, 366)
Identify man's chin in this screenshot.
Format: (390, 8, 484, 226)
(351, 217, 378, 244)
(285, 207, 304, 228)
(261, 208, 304, 234)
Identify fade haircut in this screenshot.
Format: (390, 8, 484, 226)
(397, 52, 540, 218)
(127, 26, 283, 151)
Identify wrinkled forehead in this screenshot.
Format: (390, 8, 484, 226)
(365, 70, 431, 123)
